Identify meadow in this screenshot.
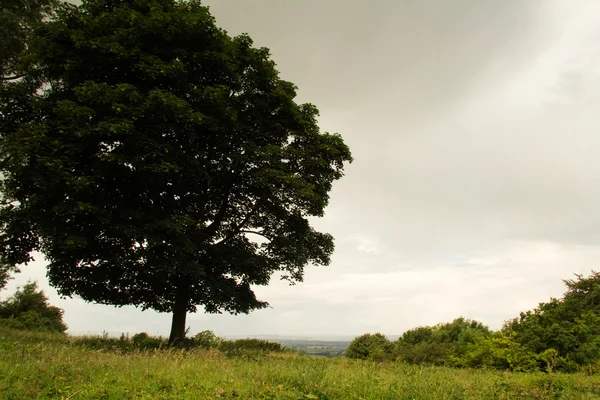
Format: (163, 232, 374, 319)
(2, 328, 600, 399)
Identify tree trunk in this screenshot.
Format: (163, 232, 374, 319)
(168, 283, 189, 346)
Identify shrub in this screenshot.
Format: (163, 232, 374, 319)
(346, 333, 394, 361)
(193, 330, 222, 349)
(219, 338, 285, 356)
(132, 332, 166, 350)
(397, 340, 454, 365)
(0, 281, 67, 333)
(396, 318, 491, 366)
(450, 332, 539, 372)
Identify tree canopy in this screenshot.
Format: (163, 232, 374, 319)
(504, 271, 600, 371)
(0, 0, 352, 343)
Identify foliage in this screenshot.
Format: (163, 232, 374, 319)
(0, 0, 58, 81)
(64, 330, 289, 356)
(0, 281, 67, 333)
(131, 332, 166, 350)
(0, 0, 352, 343)
(220, 338, 284, 354)
(0, 259, 18, 291)
(396, 317, 491, 366)
(345, 332, 394, 361)
(449, 332, 539, 372)
(504, 271, 600, 372)
(391, 274, 600, 372)
(3, 328, 600, 400)
(193, 329, 221, 349)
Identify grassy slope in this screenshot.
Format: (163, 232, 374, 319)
(1, 329, 600, 399)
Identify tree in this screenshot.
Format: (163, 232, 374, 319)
(0, 281, 68, 333)
(0, 0, 352, 344)
(504, 272, 600, 370)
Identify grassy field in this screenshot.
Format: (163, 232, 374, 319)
(2, 329, 600, 399)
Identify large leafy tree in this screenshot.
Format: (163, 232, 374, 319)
(0, 0, 352, 343)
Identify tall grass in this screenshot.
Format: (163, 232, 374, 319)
(1, 328, 600, 399)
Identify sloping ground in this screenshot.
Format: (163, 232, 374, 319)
(1, 328, 600, 399)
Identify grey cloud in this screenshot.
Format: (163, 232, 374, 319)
(6, 0, 600, 337)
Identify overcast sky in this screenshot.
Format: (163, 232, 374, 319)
(4, 0, 600, 339)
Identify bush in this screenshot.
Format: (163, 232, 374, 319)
(0, 281, 67, 333)
(449, 332, 539, 372)
(132, 332, 166, 350)
(397, 340, 454, 365)
(73, 332, 135, 352)
(193, 330, 222, 349)
(346, 333, 394, 361)
(219, 338, 285, 358)
(396, 318, 491, 366)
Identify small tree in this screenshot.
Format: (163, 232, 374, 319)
(0, 281, 67, 333)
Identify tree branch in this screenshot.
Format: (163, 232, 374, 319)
(0, 74, 26, 81)
(202, 180, 235, 238)
(212, 205, 258, 245)
(239, 230, 272, 242)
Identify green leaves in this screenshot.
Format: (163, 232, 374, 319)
(505, 272, 600, 371)
(346, 333, 395, 362)
(0, 0, 58, 81)
(0, 281, 67, 333)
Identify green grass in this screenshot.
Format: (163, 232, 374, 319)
(2, 328, 600, 399)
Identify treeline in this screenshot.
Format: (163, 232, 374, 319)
(347, 271, 600, 373)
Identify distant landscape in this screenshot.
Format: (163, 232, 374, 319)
(269, 339, 351, 358)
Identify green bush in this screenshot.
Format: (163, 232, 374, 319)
(450, 332, 539, 372)
(219, 338, 285, 358)
(72, 332, 135, 352)
(396, 318, 491, 366)
(0, 281, 67, 333)
(346, 333, 394, 361)
(131, 332, 166, 350)
(193, 330, 222, 349)
(397, 340, 454, 365)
